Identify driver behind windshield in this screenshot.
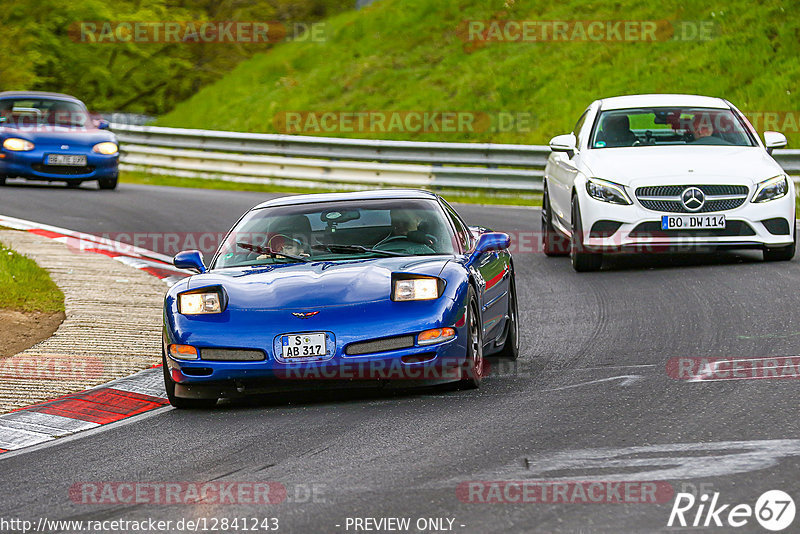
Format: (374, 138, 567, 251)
(687, 112, 729, 145)
(257, 233, 309, 260)
(48, 101, 81, 126)
(258, 215, 312, 259)
(375, 209, 436, 254)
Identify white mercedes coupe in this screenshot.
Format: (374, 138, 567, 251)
(543, 94, 794, 271)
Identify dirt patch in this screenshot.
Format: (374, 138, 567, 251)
(0, 309, 65, 358)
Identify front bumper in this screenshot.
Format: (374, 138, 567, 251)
(576, 181, 795, 252)
(0, 147, 119, 181)
(163, 297, 470, 397)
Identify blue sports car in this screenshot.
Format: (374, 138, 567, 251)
(0, 91, 119, 189)
(163, 190, 518, 408)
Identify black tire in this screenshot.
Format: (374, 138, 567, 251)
(460, 288, 485, 389)
(98, 176, 118, 190)
(65, 180, 82, 189)
(0, 175, 6, 186)
(570, 196, 603, 272)
(542, 185, 569, 256)
(496, 275, 519, 360)
(764, 219, 796, 261)
(162, 351, 217, 409)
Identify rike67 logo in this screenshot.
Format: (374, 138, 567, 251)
(668, 490, 795, 531)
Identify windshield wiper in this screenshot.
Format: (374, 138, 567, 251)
(312, 244, 405, 257)
(236, 242, 310, 263)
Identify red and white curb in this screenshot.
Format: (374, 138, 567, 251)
(0, 367, 167, 452)
(0, 215, 191, 455)
(0, 214, 190, 286)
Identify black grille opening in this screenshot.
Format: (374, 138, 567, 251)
(589, 220, 623, 238)
(635, 185, 749, 213)
(401, 353, 436, 364)
(182, 367, 213, 376)
(201, 348, 266, 361)
(762, 218, 791, 236)
(638, 198, 747, 213)
(636, 185, 749, 197)
(629, 221, 756, 238)
(32, 164, 95, 175)
(345, 335, 415, 356)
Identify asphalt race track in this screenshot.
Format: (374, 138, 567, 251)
(1, 181, 800, 533)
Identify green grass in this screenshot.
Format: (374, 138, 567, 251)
(120, 170, 541, 207)
(0, 240, 65, 313)
(157, 0, 800, 148)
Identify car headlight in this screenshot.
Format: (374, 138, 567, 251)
(3, 138, 34, 151)
(178, 288, 225, 314)
(92, 142, 118, 155)
(393, 278, 440, 301)
(586, 177, 632, 205)
(752, 175, 789, 203)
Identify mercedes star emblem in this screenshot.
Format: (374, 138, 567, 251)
(681, 187, 705, 212)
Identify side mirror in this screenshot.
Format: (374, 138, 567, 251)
(173, 250, 206, 273)
(97, 119, 110, 130)
(549, 133, 577, 158)
(764, 131, 787, 154)
(472, 232, 511, 256)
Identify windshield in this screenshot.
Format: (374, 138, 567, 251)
(0, 98, 89, 127)
(590, 107, 755, 148)
(213, 198, 457, 268)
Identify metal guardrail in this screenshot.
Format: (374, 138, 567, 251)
(111, 124, 800, 192)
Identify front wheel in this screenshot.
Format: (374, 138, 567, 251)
(98, 176, 118, 190)
(162, 351, 217, 409)
(0, 175, 6, 186)
(570, 196, 603, 272)
(460, 288, 485, 389)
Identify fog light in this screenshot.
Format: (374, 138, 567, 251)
(169, 344, 198, 360)
(417, 327, 456, 346)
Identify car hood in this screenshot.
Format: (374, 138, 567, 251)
(579, 145, 784, 187)
(184, 256, 453, 310)
(0, 125, 116, 147)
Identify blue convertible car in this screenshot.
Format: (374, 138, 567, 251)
(0, 91, 119, 189)
(163, 190, 518, 408)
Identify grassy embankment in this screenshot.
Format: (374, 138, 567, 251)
(127, 0, 799, 203)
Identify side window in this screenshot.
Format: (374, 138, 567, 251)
(573, 109, 590, 148)
(441, 201, 471, 253)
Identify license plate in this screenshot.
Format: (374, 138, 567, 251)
(46, 154, 86, 166)
(661, 214, 726, 230)
(281, 333, 327, 359)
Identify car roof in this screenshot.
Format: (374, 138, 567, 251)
(254, 189, 439, 209)
(598, 94, 731, 111)
(0, 91, 83, 103)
